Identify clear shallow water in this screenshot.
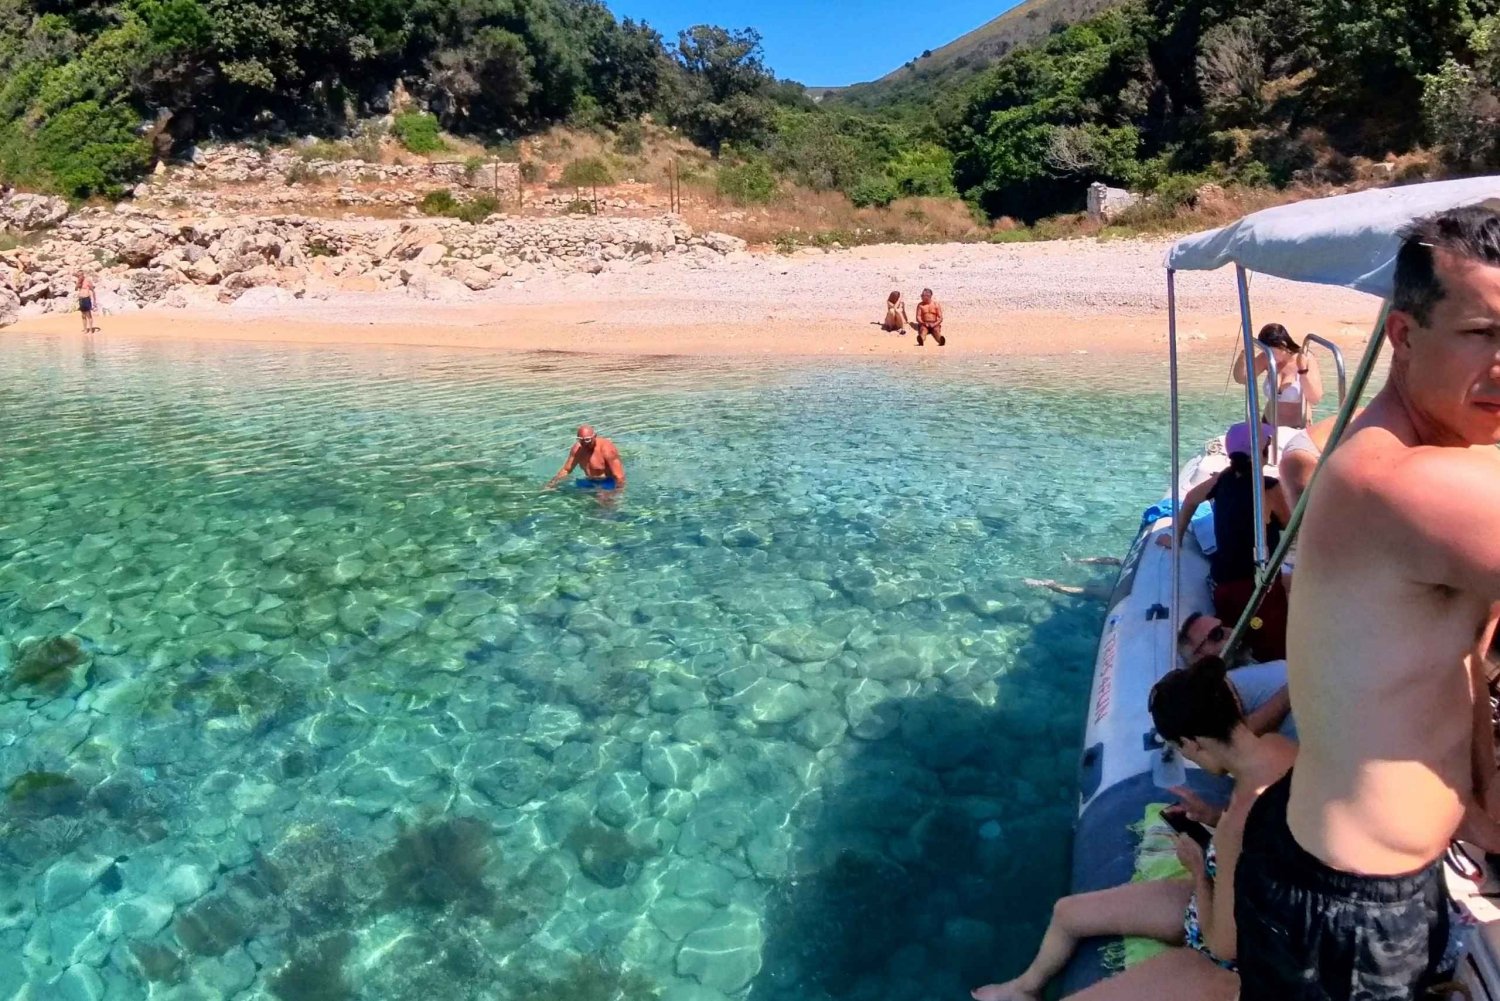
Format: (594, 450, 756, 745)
(0, 335, 1240, 1001)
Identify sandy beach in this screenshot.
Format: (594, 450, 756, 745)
(7, 237, 1383, 358)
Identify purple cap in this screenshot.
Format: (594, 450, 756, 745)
(1225, 421, 1273, 456)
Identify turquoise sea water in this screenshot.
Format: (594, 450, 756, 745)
(0, 335, 1241, 1001)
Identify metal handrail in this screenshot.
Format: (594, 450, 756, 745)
(1253, 339, 1282, 466)
(1167, 269, 1181, 658)
(1221, 304, 1391, 664)
(1236, 266, 1271, 567)
(1302, 333, 1349, 409)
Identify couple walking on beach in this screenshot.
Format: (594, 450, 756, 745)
(880, 287, 945, 345)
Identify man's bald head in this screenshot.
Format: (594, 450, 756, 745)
(577, 425, 597, 444)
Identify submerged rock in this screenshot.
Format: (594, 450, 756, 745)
(675, 904, 764, 993)
(7, 634, 87, 693)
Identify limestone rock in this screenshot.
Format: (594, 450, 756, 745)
(1, 192, 69, 231)
(1086, 181, 1141, 223)
(0, 287, 18, 327)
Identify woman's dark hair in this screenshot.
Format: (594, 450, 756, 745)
(1149, 657, 1244, 744)
(1257, 323, 1300, 353)
(888, 291, 901, 304)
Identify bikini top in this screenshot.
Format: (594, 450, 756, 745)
(1267, 371, 1303, 404)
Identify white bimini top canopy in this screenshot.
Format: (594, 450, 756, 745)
(1165, 176, 1500, 298)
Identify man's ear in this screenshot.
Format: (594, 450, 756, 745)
(1386, 308, 1416, 358)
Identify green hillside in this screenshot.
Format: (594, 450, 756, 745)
(828, 0, 1127, 116)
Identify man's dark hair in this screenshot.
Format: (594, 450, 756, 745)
(1150, 657, 1244, 744)
(1177, 611, 1206, 649)
(1393, 202, 1500, 325)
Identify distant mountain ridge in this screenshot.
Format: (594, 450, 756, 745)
(826, 0, 1128, 113)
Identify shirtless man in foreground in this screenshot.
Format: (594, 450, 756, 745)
(914, 288, 945, 346)
(545, 425, 625, 491)
(1234, 204, 1500, 1000)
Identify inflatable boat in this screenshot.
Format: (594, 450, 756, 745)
(1058, 176, 1500, 996)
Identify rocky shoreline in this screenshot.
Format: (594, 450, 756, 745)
(1, 191, 748, 326)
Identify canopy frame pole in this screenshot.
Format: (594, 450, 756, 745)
(1222, 303, 1392, 663)
(1235, 265, 1269, 567)
(1303, 333, 1349, 408)
(1167, 269, 1182, 663)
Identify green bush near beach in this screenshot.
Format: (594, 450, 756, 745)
(392, 113, 446, 155)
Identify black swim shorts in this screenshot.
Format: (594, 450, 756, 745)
(1235, 772, 1450, 1001)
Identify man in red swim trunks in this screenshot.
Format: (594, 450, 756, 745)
(914, 288, 945, 346)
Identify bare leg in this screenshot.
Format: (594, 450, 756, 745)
(972, 880, 1192, 1001)
(1061, 947, 1238, 1001)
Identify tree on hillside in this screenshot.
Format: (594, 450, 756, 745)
(670, 25, 776, 154)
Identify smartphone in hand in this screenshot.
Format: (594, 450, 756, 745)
(1162, 806, 1212, 851)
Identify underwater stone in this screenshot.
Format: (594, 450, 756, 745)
(792, 708, 848, 750)
(734, 677, 812, 725)
(469, 738, 548, 808)
(653, 788, 697, 824)
(667, 860, 737, 907)
(372, 606, 424, 648)
(754, 625, 844, 664)
(672, 710, 719, 745)
(649, 679, 709, 715)
(468, 612, 520, 649)
(38, 855, 112, 911)
(650, 896, 715, 942)
(745, 828, 792, 880)
(54, 963, 105, 1001)
(109, 895, 175, 939)
(641, 743, 703, 790)
(858, 648, 927, 682)
(675, 904, 764, 993)
(8, 634, 87, 693)
(661, 985, 731, 1001)
(173, 892, 252, 956)
(243, 614, 295, 639)
(844, 679, 899, 740)
(161, 863, 215, 905)
(595, 771, 651, 828)
(525, 704, 585, 751)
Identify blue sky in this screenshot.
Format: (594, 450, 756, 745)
(606, 1, 1018, 87)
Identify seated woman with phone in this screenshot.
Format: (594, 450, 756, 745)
(972, 659, 1296, 1001)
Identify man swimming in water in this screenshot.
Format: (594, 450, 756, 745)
(545, 425, 625, 491)
(1234, 204, 1500, 1000)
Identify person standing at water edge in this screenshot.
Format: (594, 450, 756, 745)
(75, 271, 98, 333)
(915, 288, 945, 346)
(1233, 205, 1500, 1000)
(545, 425, 625, 491)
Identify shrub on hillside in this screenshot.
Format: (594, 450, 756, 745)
(615, 121, 645, 155)
(716, 158, 776, 204)
(419, 189, 498, 223)
(419, 189, 461, 215)
(393, 112, 446, 154)
(0, 101, 152, 199)
(847, 174, 899, 208)
(559, 156, 614, 188)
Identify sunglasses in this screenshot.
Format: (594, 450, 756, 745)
(577, 436, 595, 444)
(1192, 624, 1227, 658)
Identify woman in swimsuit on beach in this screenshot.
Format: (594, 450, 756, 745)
(1232, 323, 1323, 430)
(971, 661, 1294, 1001)
(879, 291, 909, 332)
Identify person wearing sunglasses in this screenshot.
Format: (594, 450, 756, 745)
(1178, 612, 1296, 741)
(545, 425, 625, 492)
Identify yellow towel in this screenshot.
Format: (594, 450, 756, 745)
(1103, 802, 1190, 971)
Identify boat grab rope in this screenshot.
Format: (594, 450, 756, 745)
(1220, 302, 1392, 664)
